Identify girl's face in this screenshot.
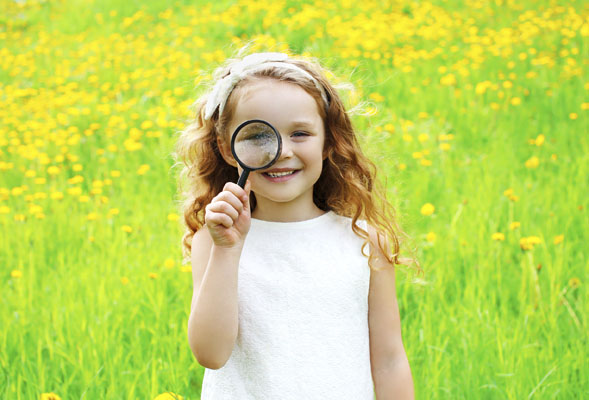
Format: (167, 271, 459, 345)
(223, 79, 326, 218)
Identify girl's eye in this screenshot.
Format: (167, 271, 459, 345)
(292, 131, 309, 137)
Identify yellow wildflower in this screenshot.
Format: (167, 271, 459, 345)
(121, 277, 130, 285)
(553, 235, 564, 245)
(426, 232, 436, 242)
(568, 277, 580, 289)
(525, 156, 539, 169)
(121, 225, 133, 233)
(164, 259, 175, 269)
(41, 394, 62, 400)
(167, 213, 179, 221)
(492, 233, 505, 241)
(510, 222, 521, 230)
(421, 203, 435, 216)
(11, 270, 22, 278)
(154, 393, 184, 400)
(137, 164, 150, 175)
(520, 236, 542, 250)
(149, 272, 158, 279)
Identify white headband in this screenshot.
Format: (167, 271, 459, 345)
(203, 52, 329, 120)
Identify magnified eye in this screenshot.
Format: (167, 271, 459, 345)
(243, 132, 271, 142)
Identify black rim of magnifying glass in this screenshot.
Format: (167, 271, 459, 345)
(230, 119, 282, 187)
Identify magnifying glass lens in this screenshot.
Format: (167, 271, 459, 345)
(234, 122, 280, 169)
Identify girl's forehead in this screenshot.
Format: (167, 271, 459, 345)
(226, 79, 324, 136)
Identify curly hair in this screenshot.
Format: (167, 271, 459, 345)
(173, 52, 416, 271)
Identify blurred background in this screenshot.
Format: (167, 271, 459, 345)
(0, 0, 587, 398)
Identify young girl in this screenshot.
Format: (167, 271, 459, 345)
(176, 51, 414, 399)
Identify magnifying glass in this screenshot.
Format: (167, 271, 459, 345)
(231, 119, 282, 188)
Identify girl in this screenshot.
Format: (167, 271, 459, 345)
(175, 51, 414, 399)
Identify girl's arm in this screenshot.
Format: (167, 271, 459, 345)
(187, 182, 251, 370)
(368, 227, 414, 400)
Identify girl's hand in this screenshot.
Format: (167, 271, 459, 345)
(204, 181, 251, 248)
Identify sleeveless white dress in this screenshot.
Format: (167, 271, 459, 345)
(200, 211, 375, 399)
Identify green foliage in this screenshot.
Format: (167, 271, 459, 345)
(0, 0, 587, 398)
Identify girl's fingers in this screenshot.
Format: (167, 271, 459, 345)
(205, 211, 234, 228)
(206, 200, 239, 222)
(212, 191, 243, 216)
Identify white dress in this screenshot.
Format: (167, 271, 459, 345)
(200, 211, 375, 399)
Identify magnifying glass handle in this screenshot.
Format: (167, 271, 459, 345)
(237, 169, 250, 189)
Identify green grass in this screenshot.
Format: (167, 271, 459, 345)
(0, 0, 587, 398)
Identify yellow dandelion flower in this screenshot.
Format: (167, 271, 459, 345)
(86, 212, 99, 221)
(398, 163, 407, 171)
(421, 203, 435, 216)
(154, 392, 184, 400)
(492, 232, 505, 241)
(384, 123, 395, 133)
(369, 92, 385, 102)
(164, 259, 175, 269)
(167, 213, 179, 221)
(149, 272, 158, 279)
(569, 113, 578, 120)
(440, 143, 451, 151)
(426, 232, 436, 242)
(553, 234, 564, 245)
(89, 236, 95, 242)
(568, 277, 580, 289)
(121, 277, 130, 285)
(11, 270, 22, 278)
(520, 236, 542, 251)
(35, 177, 47, 185)
(551, 154, 557, 161)
(510, 97, 521, 106)
(121, 225, 133, 233)
(418, 133, 429, 142)
(180, 265, 192, 273)
(47, 166, 60, 175)
(14, 214, 26, 222)
(0, 205, 9, 214)
(140, 120, 154, 130)
(67, 187, 82, 196)
(440, 73, 456, 86)
(412, 152, 423, 159)
(111, 170, 121, 178)
(503, 188, 514, 197)
(525, 156, 540, 169)
(420, 159, 432, 166)
(49, 192, 63, 200)
(72, 164, 83, 172)
(137, 164, 150, 175)
(41, 393, 62, 400)
(510, 222, 521, 230)
(535, 134, 545, 146)
(79, 195, 90, 203)
(109, 208, 120, 216)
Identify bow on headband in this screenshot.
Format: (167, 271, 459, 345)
(203, 52, 329, 120)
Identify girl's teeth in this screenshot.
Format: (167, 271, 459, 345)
(267, 171, 295, 178)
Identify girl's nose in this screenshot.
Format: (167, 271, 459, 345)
(279, 139, 294, 159)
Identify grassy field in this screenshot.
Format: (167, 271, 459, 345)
(1, 0, 587, 398)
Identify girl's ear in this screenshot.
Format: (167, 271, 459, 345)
(217, 137, 238, 167)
